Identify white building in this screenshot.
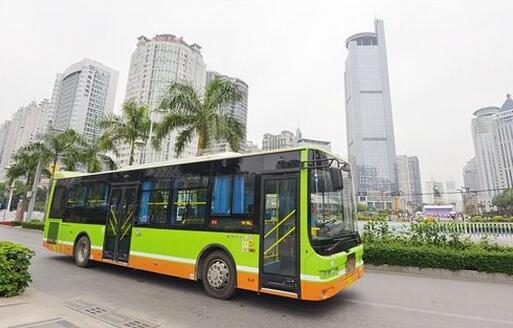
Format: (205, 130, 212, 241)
(471, 106, 501, 210)
(396, 155, 423, 212)
(0, 100, 53, 178)
(463, 157, 480, 192)
(119, 34, 207, 167)
(495, 94, 513, 189)
(50, 59, 118, 143)
(262, 130, 296, 151)
(344, 19, 398, 209)
(204, 71, 249, 154)
(0, 121, 11, 166)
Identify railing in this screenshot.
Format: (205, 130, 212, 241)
(358, 221, 513, 238)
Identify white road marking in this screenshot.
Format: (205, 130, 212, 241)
(347, 299, 513, 326)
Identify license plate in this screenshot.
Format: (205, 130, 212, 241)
(346, 253, 356, 273)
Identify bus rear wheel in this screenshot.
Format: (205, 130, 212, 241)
(74, 236, 91, 268)
(201, 251, 236, 299)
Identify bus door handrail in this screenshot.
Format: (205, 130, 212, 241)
(264, 209, 296, 239)
(264, 226, 296, 255)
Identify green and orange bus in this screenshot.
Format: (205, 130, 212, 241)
(43, 147, 363, 300)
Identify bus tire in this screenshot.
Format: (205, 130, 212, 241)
(74, 236, 91, 268)
(201, 250, 236, 299)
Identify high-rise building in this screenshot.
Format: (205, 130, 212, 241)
(344, 19, 398, 209)
(0, 100, 53, 177)
(49, 59, 118, 143)
(204, 71, 248, 154)
(495, 94, 513, 189)
(0, 121, 11, 166)
(396, 155, 423, 212)
(119, 34, 207, 167)
(471, 106, 501, 210)
(463, 157, 480, 192)
(407, 156, 423, 209)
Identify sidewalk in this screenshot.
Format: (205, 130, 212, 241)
(0, 289, 111, 328)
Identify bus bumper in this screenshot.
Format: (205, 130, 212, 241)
(300, 264, 364, 301)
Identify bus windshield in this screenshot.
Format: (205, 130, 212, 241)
(309, 157, 357, 247)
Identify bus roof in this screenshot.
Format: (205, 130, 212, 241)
(54, 146, 347, 179)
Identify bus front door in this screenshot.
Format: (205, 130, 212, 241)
(103, 185, 137, 263)
(260, 174, 299, 296)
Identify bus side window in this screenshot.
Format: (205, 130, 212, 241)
(170, 175, 208, 227)
(83, 182, 110, 224)
(49, 182, 66, 219)
(209, 174, 255, 231)
(138, 180, 170, 226)
(63, 183, 87, 223)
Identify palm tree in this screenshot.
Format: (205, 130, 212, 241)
(154, 78, 245, 156)
(78, 138, 117, 173)
(44, 129, 85, 177)
(98, 100, 151, 166)
(7, 142, 51, 221)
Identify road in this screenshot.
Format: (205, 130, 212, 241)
(2, 226, 513, 328)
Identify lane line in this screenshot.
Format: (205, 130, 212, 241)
(347, 299, 513, 326)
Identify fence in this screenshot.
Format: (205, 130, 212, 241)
(358, 221, 513, 238)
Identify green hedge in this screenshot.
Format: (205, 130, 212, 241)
(364, 241, 513, 275)
(0, 241, 34, 297)
(21, 221, 44, 230)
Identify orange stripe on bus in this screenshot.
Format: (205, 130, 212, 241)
(128, 255, 196, 280)
(237, 271, 259, 291)
(301, 266, 364, 301)
(43, 241, 73, 256)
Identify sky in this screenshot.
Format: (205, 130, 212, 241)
(1, 0, 512, 188)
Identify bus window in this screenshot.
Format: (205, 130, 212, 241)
(138, 180, 171, 226)
(83, 182, 110, 224)
(209, 174, 255, 231)
(170, 175, 208, 227)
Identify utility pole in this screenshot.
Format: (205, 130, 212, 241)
(3, 180, 14, 220)
(26, 158, 42, 221)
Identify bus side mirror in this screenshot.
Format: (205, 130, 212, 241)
(329, 167, 344, 191)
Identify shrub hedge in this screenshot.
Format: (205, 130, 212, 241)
(364, 241, 513, 275)
(362, 220, 513, 275)
(21, 221, 44, 230)
(0, 241, 34, 297)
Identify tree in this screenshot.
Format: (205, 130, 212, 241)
(44, 129, 85, 177)
(357, 202, 369, 212)
(493, 189, 513, 216)
(154, 78, 245, 156)
(61, 136, 117, 173)
(98, 100, 151, 166)
(6, 143, 51, 221)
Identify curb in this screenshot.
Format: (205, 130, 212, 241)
(365, 264, 513, 284)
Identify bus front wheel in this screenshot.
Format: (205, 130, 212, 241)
(201, 251, 236, 299)
(74, 236, 91, 268)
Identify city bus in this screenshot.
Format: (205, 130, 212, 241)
(42, 147, 364, 301)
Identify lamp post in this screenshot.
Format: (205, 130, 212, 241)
(4, 178, 14, 219)
(143, 109, 164, 164)
(26, 158, 42, 221)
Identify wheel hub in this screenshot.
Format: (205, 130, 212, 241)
(77, 242, 87, 262)
(206, 260, 230, 289)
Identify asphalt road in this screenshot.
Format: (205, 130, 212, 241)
(2, 226, 513, 328)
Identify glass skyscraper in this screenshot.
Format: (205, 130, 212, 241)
(344, 19, 398, 209)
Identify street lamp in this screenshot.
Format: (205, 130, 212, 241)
(26, 158, 42, 221)
(3, 166, 14, 220)
(144, 108, 164, 164)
